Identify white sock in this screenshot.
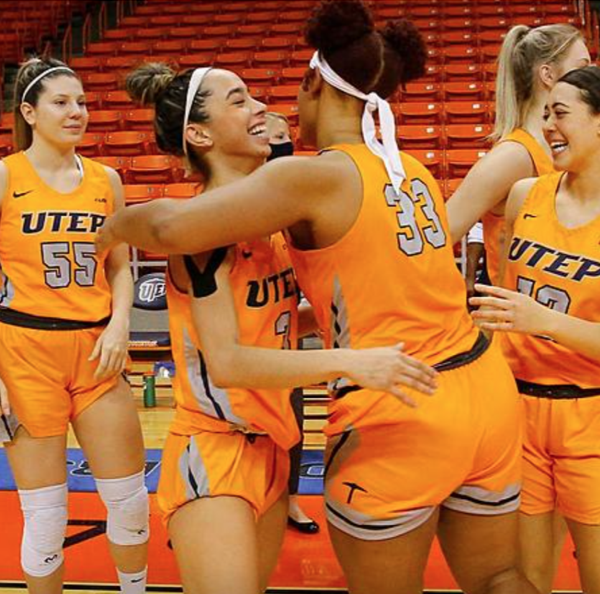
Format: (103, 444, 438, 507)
(117, 567, 147, 594)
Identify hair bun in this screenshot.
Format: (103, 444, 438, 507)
(305, 0, 374, 55)
(126, 62, 176, 106)
(380, 20, 427, 84)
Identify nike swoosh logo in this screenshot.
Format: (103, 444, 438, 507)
(13, 190, 33, 198)
(523, 214, 537, 219)
(131, 578, 144, 584)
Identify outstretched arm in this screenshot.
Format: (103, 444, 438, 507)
(97, 156, 342, 255)
(189, 251, 438, 408)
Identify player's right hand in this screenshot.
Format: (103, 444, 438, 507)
(347, 343, 438, 408)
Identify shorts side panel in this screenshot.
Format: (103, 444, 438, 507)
(157, 431, 289, 526)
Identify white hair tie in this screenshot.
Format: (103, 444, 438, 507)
(310, 51, 406, 195)
(182, 68, 212, 163)
(21, 67, 75, 104)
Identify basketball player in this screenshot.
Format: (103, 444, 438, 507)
(447, 24, 590, 286)
(0, 58, 149, 594)
(470, 65, 600, 594)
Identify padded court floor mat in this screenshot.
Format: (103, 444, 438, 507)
(0, 493, 582, 592)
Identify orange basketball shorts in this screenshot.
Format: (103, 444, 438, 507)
(157, 429, 290, 526)
(324, 342, 523, 540)
(0, 322, 118, 438)
(521, 394, 600, 524)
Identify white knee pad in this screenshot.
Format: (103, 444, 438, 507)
(19, 483, 68, 578)
(96, 470, 149, 546)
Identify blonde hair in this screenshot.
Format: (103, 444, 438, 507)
(493, 23, 582, 140)
(266, 112, 290, 125)
(13, 57, 79, 151)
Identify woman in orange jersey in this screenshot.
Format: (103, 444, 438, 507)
(98, 1, 539, 592)
(447, 24, 590, 287)
(471, 65, 600, 594)
(124, 63, 436, 594)
(0, 58, 149, 594)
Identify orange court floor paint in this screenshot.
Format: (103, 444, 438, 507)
(0, 492, 583, 592)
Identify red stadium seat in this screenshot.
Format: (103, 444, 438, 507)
(443, 46, 480, 64)
(262, 37, 295, 50)
(394, 103, 443, 126)
(215, 52, 252, 69)
(77, 132, 105, 157)
(440, 31, 476, 46)
(444, 124, 492, 149)
(103, 91, 135, 110)
(93, 156, 131, 179)
(163, 182, 203, 199)
(123, 184, 164, 205)
(152, 40, 188, 56)
(104, 56, 138, 76)
(404, 149, 443, 178)
(0, 113, 15, 135)
(104, 131, 151, 157)
(269, 85, 299, 103)
(280, 68, 305, 85)
(400, 83, 442, 103)
(169, 26, 202, 40)
(443, 64, 483, 82)
(87, 110, 123, 133)
(446, 148, 490, 178)
(123, 109, 156, 132)
(86, 42, 120, 58)
(82, 73, 120, 93)
(271, 103, 299, 125)
(128, 155, 181, 184)
(253, 51, 289, 69)
(225, 38, 260, 51)
(443, 82, 485, 102)
(241, 69, 279, 87)
(444, 101, 490, 125)
(179, 53, 216, 69)
(397, 125, 443, 150)
(69, 57, 103, 75)
(0, 134, 13, 157)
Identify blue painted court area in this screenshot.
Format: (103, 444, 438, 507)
(0, 448, 325, 494)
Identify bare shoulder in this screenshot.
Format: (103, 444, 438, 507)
(506, 177, 538, 225)
(261, 152, 355, 191)
(101, 164, 122, 187)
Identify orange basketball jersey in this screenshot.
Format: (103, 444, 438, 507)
(167, 234, 300, 451)
(483, 128, 554, 284)
(502, 173, 600, 388)
(0, 152, 113, 322)
(288, 144, 480, 431)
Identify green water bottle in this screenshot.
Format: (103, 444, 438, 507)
(143, 372, 156, 408)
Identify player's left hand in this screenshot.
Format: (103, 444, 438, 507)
(90, 319, 129, 380)
(469, 283, 550, 335)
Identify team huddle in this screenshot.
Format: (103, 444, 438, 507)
(1, 0, 600, 593)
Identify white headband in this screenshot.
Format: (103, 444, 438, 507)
(310, 52, 406, 195)
(182, 67, 212, 159)
(21, 66, 75, 104)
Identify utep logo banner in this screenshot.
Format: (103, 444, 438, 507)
(134, 273, 167, 311)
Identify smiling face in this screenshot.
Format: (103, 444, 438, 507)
(186, 69, 270, 165)
(544, 81, 600, 172)
(20, 74, 88, 148)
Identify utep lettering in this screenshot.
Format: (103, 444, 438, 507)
(21, 211, 106, 235)
(509, 237, 600, 282)
(246, 268, 297, 308)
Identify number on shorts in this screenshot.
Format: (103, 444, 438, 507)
(385, 179, 446, 256)
(42, 241, 98, 289)
(275, 311, 292, 350)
